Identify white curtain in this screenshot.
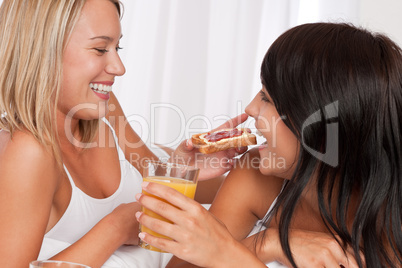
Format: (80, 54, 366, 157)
(114, 0, 359, 149)
(0, 0, 358, 148)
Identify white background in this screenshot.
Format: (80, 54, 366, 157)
(2, 0, 401, 148)
(112, 0, 402, 149)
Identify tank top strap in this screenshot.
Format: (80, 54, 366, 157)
(63, 164, 77, 187)
(101, 117, 126, 160)
(63, 118, 125, 187)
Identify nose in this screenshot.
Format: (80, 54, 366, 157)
(245, 93, 260, 119)
(106, 51, 126, 76)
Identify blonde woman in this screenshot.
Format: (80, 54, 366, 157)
(0, 0, 245, 267)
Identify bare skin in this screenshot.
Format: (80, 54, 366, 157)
(0, 0, 244, 266)
(136, 87, 361, 268)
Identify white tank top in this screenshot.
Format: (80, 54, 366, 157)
(42, 118, 142, 245)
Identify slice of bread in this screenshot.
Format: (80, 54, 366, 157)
(191, 128, 256, 154)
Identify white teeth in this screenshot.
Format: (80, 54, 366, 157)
(90, 83, 112, 94)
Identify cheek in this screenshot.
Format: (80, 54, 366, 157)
(259, 122, 299, 177)
(275, 123, 298, 158)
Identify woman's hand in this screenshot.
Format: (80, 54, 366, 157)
(172, 113, 250, 180)
(135, 182, 266, 268)
(252, 228, 361, 268)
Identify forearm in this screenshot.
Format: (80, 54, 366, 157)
(50, 215, 126, 268)
(241, 228, 281, 264)
(166, 240, 267, 268)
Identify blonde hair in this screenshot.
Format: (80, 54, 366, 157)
(0, 0, 122, 164)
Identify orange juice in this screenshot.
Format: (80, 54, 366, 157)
(139, 176, 198, 252)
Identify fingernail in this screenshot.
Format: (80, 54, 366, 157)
(135, 193, 142, 200)
(138, 232, 145, 240)
(135, 211, 142, 220)
(141, 181, 149, 188)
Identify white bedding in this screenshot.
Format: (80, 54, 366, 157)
(38, 237, 173, 268)
(38, 237, 286, 267)
(37, 146, 287, 267)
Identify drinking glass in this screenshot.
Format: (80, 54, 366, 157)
(29, 260, 91, 268)
(139, 160, 199, 252)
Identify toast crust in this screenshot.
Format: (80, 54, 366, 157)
(191, 128, 257, 154)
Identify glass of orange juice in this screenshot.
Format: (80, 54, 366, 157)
(139, 160, 199, 252)
(29, 261, 91, 267)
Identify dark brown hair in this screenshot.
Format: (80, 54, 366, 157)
(260, 23, 402, 267)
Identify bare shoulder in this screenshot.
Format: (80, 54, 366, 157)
(221, 148, 284, 217)
(0, 130, 60, 265)
(0, 130, 60, 188)
(209, 148, 284, 240)
(228, 148, 283, 191)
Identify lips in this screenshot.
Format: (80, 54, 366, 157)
(258, 141, 268, 151)
(254, 128, 268, 150)
(90, 82, 113, 100)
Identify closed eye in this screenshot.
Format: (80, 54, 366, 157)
(259, 90, 270, 103)
(94, 48, 109, 54)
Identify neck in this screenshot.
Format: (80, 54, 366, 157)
(302, 175, 359, 232)
(56, 109, 82, 150)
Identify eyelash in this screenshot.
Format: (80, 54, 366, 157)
(259, 90, 270, 102)
(94, 46, 123, 54)
(95, 48, 108, 54)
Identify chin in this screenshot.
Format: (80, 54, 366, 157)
(258, 154, 290, 177)
(67, 102, 109, 120)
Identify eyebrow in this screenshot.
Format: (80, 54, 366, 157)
(89, 34, 123, 41)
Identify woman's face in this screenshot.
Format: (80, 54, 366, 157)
(245, 86, 299, 179)
(59, 0, 125, 120)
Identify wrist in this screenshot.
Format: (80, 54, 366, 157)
(262, 228, 285, 264)
(100, 213, 127, 246)
(213, 238, 266, 268)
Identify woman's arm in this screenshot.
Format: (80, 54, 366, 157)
(0, 132, 59, 267)
(50, 202, 141, 267)
(136, 181, 267, 268)
(158, 148, 284, 267)
(164, 148, 359, 268)
(208, 148, 284, 240)
(106, 93, 159, 175)
(242, 228, 360, 268)
(107, 93, 249, 182)
(0, 130, 142, 268)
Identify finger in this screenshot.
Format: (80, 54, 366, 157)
(207, 147, 240, 160)
(214, 113, 249, 130)
(136, 210, 177, 239)
(185, 138, 194, 150)
(322, 245, 358, 268)
(319, 253, 343, 268)
(138, 229, 179, 254)
(342, 247, 361, 268)
(136, 192, 182, 226)
(140, 182, 199, 213)
(174, 139, 194, 154)
(236, 146, 248, 154)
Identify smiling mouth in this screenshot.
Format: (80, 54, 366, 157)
(90, 83, 112, 95)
